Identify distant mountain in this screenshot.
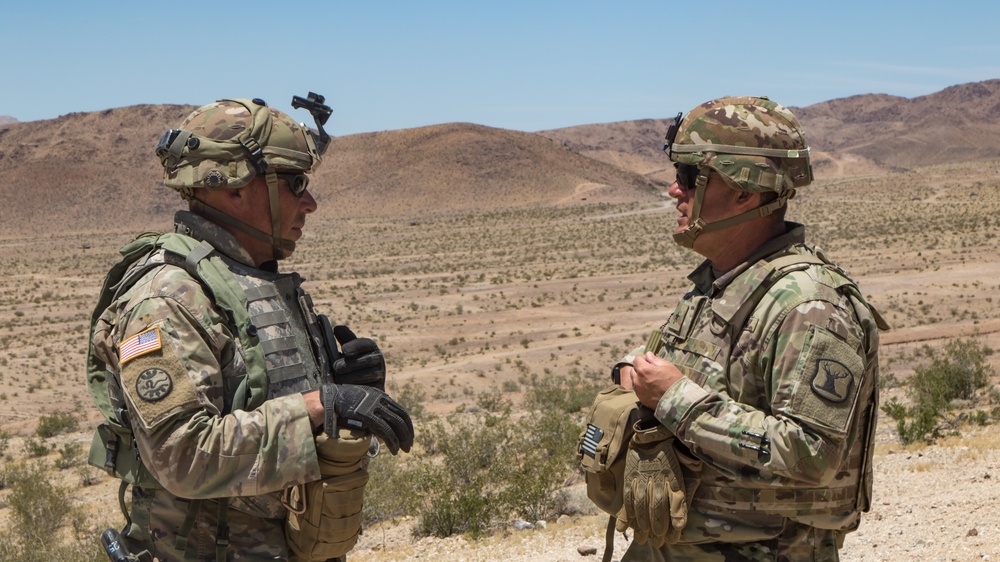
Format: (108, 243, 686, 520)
(3, 79, 999, 236)
(792, 79, 1000, 169)
(0, 109, 664, 236)
(0, 104, 195, 236)
(540, 79, 1000, 177)
(313, 122, 665, 220)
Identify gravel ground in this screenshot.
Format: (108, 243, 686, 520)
(351, 429, 1000, 562)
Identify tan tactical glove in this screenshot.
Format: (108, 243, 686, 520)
(617, 422, 692, 546)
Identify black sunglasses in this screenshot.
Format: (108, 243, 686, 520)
(674, 163, 700, 191)
(276, 172, 310, 196)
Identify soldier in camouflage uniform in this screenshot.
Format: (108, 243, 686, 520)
(614, 96, 888, 561)
(87, 96, 413, 561)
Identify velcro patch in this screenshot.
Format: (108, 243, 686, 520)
(121, 328, 198, 432)
(789, 326, 865, 435)
(812, 359, 853, 402)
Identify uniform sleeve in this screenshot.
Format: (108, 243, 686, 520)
(654, 295, 870, 486)
(116, 267, 321, 499)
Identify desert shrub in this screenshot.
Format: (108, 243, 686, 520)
(499, 408, 580, 521)
(36, 412, 79, 438)
(523, 373, 604, 414)
(475, 387, 511, 413)
(0, 461, 105, 562)
(362, 451, 422, 525)
(882, 336, 995, 445)
(411, 400, 582, 538)
(394, 381, 428, 420)
(364, 373, 600, 540)
(22, 438, 49, 458)
(55, 441, 83, 470)
(909, 337, 993, 409)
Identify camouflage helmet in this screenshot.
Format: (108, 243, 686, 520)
(665, 96, 812, 194)
(156, 98, 322, 196)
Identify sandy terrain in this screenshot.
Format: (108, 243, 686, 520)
(1, 160, 999, 560)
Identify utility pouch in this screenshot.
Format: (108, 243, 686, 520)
(285, 429, 372, 561)
(577, 385, 649, 516)
(88, 423, 163, 490)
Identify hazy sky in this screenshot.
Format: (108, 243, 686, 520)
(3, 1, 999, 136)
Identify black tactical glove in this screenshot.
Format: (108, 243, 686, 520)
(320, 383, 413, 455)
(332, 325, 386, 392)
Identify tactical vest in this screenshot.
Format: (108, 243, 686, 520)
(656, 248, 887, 536)
(89, 231, 332, 483)
(86, 231, 336, 559)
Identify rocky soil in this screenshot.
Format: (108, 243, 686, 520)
(348, 430, 1000, 562)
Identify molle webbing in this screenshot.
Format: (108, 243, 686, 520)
(231, 267, 320, 395)
(694, 480, 858, 517)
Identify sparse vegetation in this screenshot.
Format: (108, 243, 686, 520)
(35, 412, 79, 439)
(0, 157, 998, 554)
(0, 461, 105, 561)
(363, 377, 595, 539)
(882, 336, 996, 445)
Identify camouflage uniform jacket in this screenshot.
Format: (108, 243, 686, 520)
(620, 223, 883, 554)
(90, 211, 330, 561)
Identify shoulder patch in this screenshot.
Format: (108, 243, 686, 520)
(812, 359, 853, 403)
(788, 326, 865, 434)
(120, 327, 162, 365)
(121, 327, 198, 432)
(136, 368, 173, 402)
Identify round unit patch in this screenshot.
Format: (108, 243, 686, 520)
(136, 368, 173, 402)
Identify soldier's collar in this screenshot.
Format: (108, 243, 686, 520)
(701, 222, 807, 293)
(174, 211, 257, 267)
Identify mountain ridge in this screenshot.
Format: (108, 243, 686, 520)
(2, 79, 999, 235)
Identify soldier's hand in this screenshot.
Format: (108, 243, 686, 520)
(332, 325, 386, 391)
(632, 352, 684, 409)
(321, 384, 413, 454)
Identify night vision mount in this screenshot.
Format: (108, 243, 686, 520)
(292, 92, 333, 155)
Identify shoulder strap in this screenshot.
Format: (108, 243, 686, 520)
(723, 251, 826, 342)
(86, 233, 164, 421)
(156, 235, 269, 412)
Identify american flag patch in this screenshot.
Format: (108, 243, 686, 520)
(119, 327, 162, 364)
(580, 423, 604, 459)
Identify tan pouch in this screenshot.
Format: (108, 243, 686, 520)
(577, 385, 649, 516)
(285, 429, 372, 561)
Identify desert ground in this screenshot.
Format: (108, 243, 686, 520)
(1, 158, 999, 561)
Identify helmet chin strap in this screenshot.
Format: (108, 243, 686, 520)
(264, 170, 285, 261)
(672, 167, 792, 249)
(189, 192, 295, 260)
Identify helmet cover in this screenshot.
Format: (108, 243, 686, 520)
(668, 96, 812, 193)
(158, 98, 321, 195)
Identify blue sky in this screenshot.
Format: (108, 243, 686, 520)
(2, 1, 999, 136)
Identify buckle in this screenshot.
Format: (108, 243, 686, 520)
(240, 137, 267, 173)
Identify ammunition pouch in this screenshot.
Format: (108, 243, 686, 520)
(284, 429, 372, 561)
(577, 385, 647, 517)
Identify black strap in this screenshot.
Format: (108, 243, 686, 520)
(216, 499, 231, 562)
(602, 515, 616, 562)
